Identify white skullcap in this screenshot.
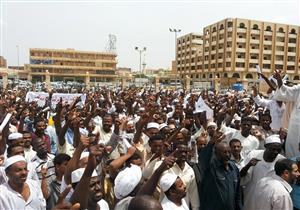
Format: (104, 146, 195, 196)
(265, 134, 281, 145)
(233, 114, 241, 121)
(80, 151, 89, 160)
(114, 164, 142, 199)
(127, 120, 134, 125)
(207, 122, 217, 128)
(146, 122, 159, 130)
(159, 123, 168, 130)
(160, 173, 178, 192)
(139, 107, 145, 111)
(8, 132, 23, 141)
(5, 155, 26, 169)
(71, 168, 98, 183)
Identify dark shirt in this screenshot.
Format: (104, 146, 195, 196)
(198, 143, 242, 210)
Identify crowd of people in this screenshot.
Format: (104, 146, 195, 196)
(0, 69, 300, 210)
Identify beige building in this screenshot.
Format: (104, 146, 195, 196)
(177, 33, 203, 82)
(177, 18, 300, 89)
(27, 48, 117, 84)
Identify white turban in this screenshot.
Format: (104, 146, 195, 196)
(159, 123, 168, 130)
(71, 168, 98, 183)
(8, 132, 23, 141)
(146, 122, 159, 130)
(207, 122, 217, 128)
(160, 173, 178, 192)
(5, 155, 26, 169)
(265, 134, 281, 145)
(114, 164, 142, 199)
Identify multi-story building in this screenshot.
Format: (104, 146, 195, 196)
(177, 18, 300, 89)
(27, 48, 117, 84)
(0, 56, 7, 68)
(176, 33, 203, 82)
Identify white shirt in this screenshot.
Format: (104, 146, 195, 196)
(254, 174, 293, 210)
(97, 199, 110, 210)
(161, 196, 189, 210)
(0, 179, 46, 210)
(242, 150, 285, 210)
(221, 125, 259, 157)
(24, 146, 36, 162)
(254, 95, 285, 131)
(155, 161, 200, 210)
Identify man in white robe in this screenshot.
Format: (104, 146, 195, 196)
(272, 70, 300, 158)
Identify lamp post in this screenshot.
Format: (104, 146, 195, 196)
(134, 46, 146, 87)
(16, 45, 20, 82)
(169, 28, 181, 89)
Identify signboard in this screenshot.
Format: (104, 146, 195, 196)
(25, 92, 86, 108)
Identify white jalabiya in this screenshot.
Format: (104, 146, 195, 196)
(273, 84, 300, 158)
(0, 179, 46, 210)
(254, 174, 293, 210)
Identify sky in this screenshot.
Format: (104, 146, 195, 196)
(0, 0, 299, 71)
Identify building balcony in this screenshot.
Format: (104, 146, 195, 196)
(237, 28, 247, 33)
(226, 58, 232, 62)
(275, 60, 284, 65)
(204, 51, 210, 56)
(264, 31, 273, 36)
(204, 61, 209, 64)
(287, 61, 295, 65)
(237, 38, 246, 43)
(262, 60, 271, 64)
(236, 58, 246, 62)
(288, 34, 297, 38)
(264, 40, 272, 45)
(276, 51, 285, 55)
(226, 47, 232, 51)
(211, 41, 217, 45)
(288, 43, 296, 47)
(276, 41, 285, 46)
(211, 50, 217, 54)
(219, 39, 224, 44)
(288, 52, 296, 56)
(250, 39, 260, 44)
(263, 50, 272, 54)
(276, 32, 285, 37)
(192, 40, 202, 44)
(236, 48, 246, 53)
(249, 59, 259, 63)
(218, 58, 223, 63)
(250, 49, 260, 53)
(251, 29, 260, 35)
(227, 37, 232, 42)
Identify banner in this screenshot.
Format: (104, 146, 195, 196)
(25, 92, 86, 108)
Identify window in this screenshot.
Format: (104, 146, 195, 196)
(246, 74, 253, 79)
(253, 24, 259, 30)
(266, 26, 272, 32)
(239, 23, 245, 28)
(220, 24, 224, 30)
(263, 64, 271, 69)
(232, 73, 240, 78)
(278, 27, 284, 33)
(212, 27, 216, 32)
(290, 29, 296, 34)
(228, 22, 233, 28)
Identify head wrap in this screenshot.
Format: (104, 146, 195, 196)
(114, 164, 142, 199)
(5, 155, 26, 169)
(160, 173, 178, 192)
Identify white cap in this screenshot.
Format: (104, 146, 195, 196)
(207, 122, 217, 128)
(8, 132, 23, 141)
(71, 168, 98, 183)
(160, 173, 178, 192)
(127, 120, 134, 125)
(80, 151, 89, 160)
(146, 122, 159, 130)
(159, 123, 168, 130)
(114, 164, 142, 199)
(4, 155, 26, 169)
(265, 134, 281, 145)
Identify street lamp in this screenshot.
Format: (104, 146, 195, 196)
(169, 28, 181, 88)
(16, 45, 20, 82)
(135, 46, 146, 87)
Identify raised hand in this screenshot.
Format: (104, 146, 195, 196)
(52, 185, 80, 210)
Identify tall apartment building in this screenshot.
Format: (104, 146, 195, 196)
(177, 18, 300, 88)
(27, 48, 117, 84)
(176, 33, 203, 81)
